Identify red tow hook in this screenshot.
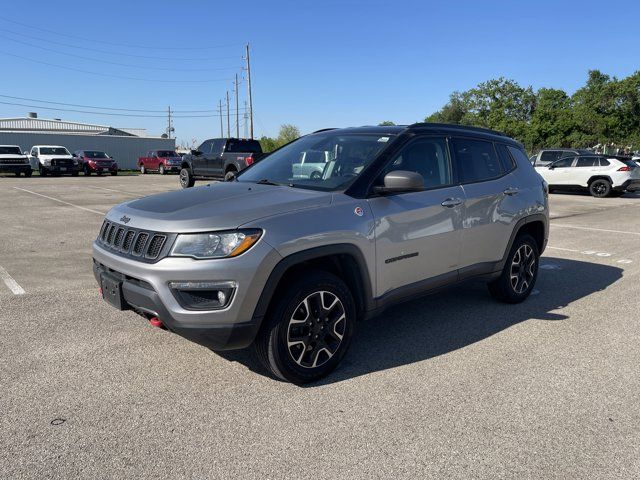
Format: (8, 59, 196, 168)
(149, 317, 163, 328)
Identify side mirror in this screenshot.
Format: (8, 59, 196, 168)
(23, 151, 29, 156)
(72, 153, 77, 157)
(374, 170, 424, 194)
(191, 150, 202, 156)
(548, 165, 555, 170)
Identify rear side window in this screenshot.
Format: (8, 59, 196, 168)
(540, 151, 561, 163)
(507, 146, 531, 167)
(495, 144, 516, 172)
(576, 157, 598, 167)
(226, 139, 262, 153)
(452, 138, 504, 183)
(599, 159, 610, 166)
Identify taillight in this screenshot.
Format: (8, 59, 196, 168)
(618, 166, 632, 171)
(245, 155, 254, 166)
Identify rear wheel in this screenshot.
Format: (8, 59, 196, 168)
(179, 167, 195, 188)
(254, 271, 356, 384)
(488, 234, 539, 303)
(589, 179, 611, 198)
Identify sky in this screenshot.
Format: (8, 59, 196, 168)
(1, 0, 639, 146)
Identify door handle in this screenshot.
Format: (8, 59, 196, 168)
(503, 187, 520, 196)
(441, 197, 463, 208)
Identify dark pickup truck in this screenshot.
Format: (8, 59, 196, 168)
(179, 138, 264, 188)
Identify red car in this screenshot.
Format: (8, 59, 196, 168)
(74, 150, 118, 176)
(138, 150, 183, 174)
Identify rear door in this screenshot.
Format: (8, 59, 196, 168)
(574, 156, 600, 185)
(368, 135, 465, 296)
(452, 138, 521, 268)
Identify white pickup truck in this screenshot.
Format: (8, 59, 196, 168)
(29, 145, 79, 176)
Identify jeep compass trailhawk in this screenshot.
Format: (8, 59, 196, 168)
(93, 124, 548, 384)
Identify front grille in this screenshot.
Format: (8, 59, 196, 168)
(96, 221, 174, 263)
(0, 158, 27, 165)
(51, 158, 74, 167)
(145, 235, 166, 259)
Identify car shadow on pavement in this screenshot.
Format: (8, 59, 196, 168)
(219, 257, 622, 385)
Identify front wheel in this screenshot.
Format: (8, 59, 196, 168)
(111, 171, 118, 176)
(84, 165, 91, 176)
(488, 234, 539, 303)
(14, 171, 20, 177)
(39, 166, 48, 177)
(140, 164, 146, 175)
(179, 167, 195, 188)
(159, 164, 166, 175)
(24, 169, 32, 178)
(224, 169, 237, 182)
(589, 179, 611, 198)
(254, 271, 356, 384)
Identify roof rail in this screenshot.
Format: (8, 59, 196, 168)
(312, 128, 338, 134)
(409, 122, 508, 137)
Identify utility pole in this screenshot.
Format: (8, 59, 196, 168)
(226, 91, 230, 138)
(167, 106, 173, 139)
(218, 100, 223, 137)
(234, 73, 239, 138)
(245, 43, 254, 139)
(243, 100, 249, 138)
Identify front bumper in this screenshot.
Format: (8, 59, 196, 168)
(92, 240, 281, 350)
(89, 164, 117, 172)
(615, 179, 640, 192)
(45, 164, 79, 174)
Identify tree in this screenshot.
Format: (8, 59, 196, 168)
(258, 136, 278, 153)
(378, 120, 396, 126)
(276, 124, 301, 146)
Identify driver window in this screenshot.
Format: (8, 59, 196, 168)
(380, 137, 451, 189)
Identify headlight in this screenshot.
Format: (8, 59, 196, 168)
(73, 159, 78, 165)
(171, 229, 262, 259)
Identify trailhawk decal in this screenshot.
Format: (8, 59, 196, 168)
(385, 252, 419, 264)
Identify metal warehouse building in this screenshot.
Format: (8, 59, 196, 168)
(0, 115, 175, 170)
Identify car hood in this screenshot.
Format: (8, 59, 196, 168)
(0, 154, 27, 159)
(40, 155, 74, 159)
(106, 182, 333, 232)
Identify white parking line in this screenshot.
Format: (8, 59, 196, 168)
(12, 187, 104, 215)
(552, 224, 640, 236)
(90, 186, 142, 197)
(0, 265, 25, 295)
(546, 246, 580, 253)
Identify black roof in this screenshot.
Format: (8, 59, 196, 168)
(311, 123, 519, 145)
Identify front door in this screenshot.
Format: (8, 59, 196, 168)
(546, 156, 576, 185)
(209, 139, 226, 176)
(368, 136, 464, 297)
(193, 140, 212, 176)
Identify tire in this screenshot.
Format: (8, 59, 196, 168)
(39, 166, 47, 177)
(488, 234, 539, 304)
(254, 270, 356, 384)
(140, 164, 146, 175)
(159, 164, 166, 175)
(24, 169, 32, 178)
(84, 165, 91, 176)
(179, 167, 195, 188)
(14, 171, 20, 177)
(72, 171, 79, 177)
(224, 169, 237, 182)
(589, 179, 611, 198)
(111, 171, 118, 176)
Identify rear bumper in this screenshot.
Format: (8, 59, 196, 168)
(615, 179, 640, 192)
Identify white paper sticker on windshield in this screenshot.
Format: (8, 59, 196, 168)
(378, 137, 390, 143)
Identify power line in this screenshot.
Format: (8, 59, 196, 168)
(0, 28, 241, 62)
(0, 100, 246, 118)
(0, 51, 233, 84)
(0, 16, 244, 51)
(0, 94, 247, 113)
(0, 34, 242, 73)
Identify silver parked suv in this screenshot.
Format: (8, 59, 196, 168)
(93, 124, 549, 383)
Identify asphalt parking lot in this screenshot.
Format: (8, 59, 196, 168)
(1, 174, 639, 479)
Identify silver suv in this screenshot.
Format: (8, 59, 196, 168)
(93, 124, 548, 384)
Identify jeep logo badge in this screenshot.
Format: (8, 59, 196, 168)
(120, 215, 131, 224)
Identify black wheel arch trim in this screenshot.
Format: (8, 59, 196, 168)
(251, 244, 374, 323)
(496, 214, 548, 271)
(587, 175, 613, 185)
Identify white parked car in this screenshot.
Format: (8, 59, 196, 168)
(29, 145, 79, 176)
(535, 155, 640, 197)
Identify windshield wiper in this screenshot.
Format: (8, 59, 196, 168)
(254, 178, 294, 187)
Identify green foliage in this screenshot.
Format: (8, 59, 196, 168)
(258, 124, 302, 152)
(425, 71, 640, 152)
(378, 121, 396, 126)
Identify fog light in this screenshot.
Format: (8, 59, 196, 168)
(168, 281, 236, 310)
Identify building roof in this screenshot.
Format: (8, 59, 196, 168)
(0, 117, 151, 137)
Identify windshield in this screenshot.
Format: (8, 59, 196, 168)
(40, 147, 70, 155)
(85, 151, 109, 159)
(0, 146, 22, 155)
(157, 150, 178, 157)
(237, 132, 394, 191)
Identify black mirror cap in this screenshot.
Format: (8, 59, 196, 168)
(375, 170, 424, 194)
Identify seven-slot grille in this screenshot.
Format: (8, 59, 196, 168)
(0, 157, 28, 164)
(98, 220, 168, 261)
